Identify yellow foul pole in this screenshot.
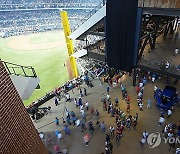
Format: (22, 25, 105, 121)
(60, 11, 78, 78)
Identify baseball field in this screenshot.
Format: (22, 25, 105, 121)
(0, 30, 69, 106)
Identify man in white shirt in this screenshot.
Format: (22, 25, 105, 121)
(143, 131, 149, 139)
(107, 94, 111, 101)
(165, 61, 170, 69)
(139, 82, 143, 88)
(175, 48, 179, 56)
(154, 85, 158, 92)
(159, 116, 165, 126)
(167, 109, 172, 118)
(85, 102, 89, 110)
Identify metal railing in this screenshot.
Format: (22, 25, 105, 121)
(138, 0, 179, 8)
(139, 59, 180, 76)
(71, 0, 106, 32)
(1, 60, 37, 77)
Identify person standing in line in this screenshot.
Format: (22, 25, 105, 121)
(109, 126, 115, 136)
(115, 98, 119, 107)
(136, 86, 140, 95)
(106, 86, 110, 94)
(127, 103, 130, 113)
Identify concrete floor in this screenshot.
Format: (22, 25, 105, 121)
(143, 29, 180, 66)
(33, 75, 180, 154)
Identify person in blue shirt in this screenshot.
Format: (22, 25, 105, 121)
(55, 117, 59, 126)
(106, 86, 110, 93)
(115, 98, 119, 107)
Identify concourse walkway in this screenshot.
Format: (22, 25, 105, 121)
(33, 74, 180, 154)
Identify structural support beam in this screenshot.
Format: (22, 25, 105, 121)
(152, 16, 160, 49)
(133, 68, 137, 86)
(163, 16, 169, 37)
(60, 11, 78, 78)
(138, 36, 149, 60)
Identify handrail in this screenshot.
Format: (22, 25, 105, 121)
(0, 60, 37, 78)
(0, 60, 32, 68)
(71, 0, 106, 32)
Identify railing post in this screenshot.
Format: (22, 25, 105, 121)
(3, 62, 11, 75)
(21, 66, 27, 77)
(12, 68, 16, 75)
(32, 68, 37, 77)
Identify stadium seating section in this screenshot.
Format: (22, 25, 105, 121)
(0, 0, 102, 37)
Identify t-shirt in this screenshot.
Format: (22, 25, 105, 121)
(175, 48, 179, 54)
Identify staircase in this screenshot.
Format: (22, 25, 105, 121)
(1, 60, 40, 100)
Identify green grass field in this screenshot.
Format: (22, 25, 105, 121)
(0, 30, 69, 106)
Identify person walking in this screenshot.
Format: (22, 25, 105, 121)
(140, 137, 146, 147)
(64, 125, 70, 135)
(85, 101, 89, 111)
(175, 48, 179, 56)
(95, 109, 100, 123)
(147, 99, 152, 108)
(74, 98, 78, 108)
(72, 116, 77, 126)
(84, 134, 90, 146)
(154, 85, 158, 93)
(100, 121, 106, 133)
(80, 119, 86, 132)
(80, 88, 83, 97)
(88, 121, 94, 134)
(54, 96, 59, 106)
(106, 86, 110, 94)
(90, 106, 95, 116)
(143, 131, 149, 139)
(159, 116, 165, 126)
(84, 88, 87, 96)
(105, 133, 111, 143)
(55, 117, 59, 126)
(82, 112, 86, 122)
(56, 131, 63, 142)
(167, 109, 172, 118)
(135, 113, 138, 121)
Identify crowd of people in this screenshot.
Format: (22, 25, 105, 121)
(101, 84, 139, 153)
(0, 8, 92, 37)
(0, 0, 102, 5)
(32, 61, 180, 153)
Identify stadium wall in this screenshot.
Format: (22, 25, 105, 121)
(0, 61, 47, 154)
